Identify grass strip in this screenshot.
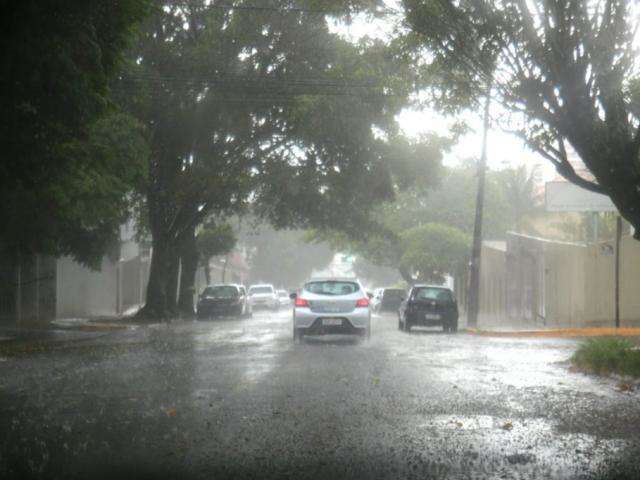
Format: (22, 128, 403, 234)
(571, 337, 640, 377)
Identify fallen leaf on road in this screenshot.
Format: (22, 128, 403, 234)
(617, 383, 634, 392)
(501, 421, 514, 431)
(161, 407, 177, 417)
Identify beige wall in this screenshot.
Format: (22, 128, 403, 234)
(478, 233, 640, 328)
(621, 236, 640, 324)
(478, 244, 507, 326)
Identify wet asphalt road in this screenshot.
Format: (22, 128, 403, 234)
(1, 310, 640, 480)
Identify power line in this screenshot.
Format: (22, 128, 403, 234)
(119, 71, 383, 89)
(206, 3, 398, 16)
(111, 71, 401, 98)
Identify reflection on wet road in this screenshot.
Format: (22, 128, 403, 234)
(1, 310, 639, 479)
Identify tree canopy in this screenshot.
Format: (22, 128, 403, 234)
(120, 0, 436, 317)
(402, 0, 640, 237)
(319, 161, 539, 285)
(400, 223, 470, 283)
(0, 1, 150, 265)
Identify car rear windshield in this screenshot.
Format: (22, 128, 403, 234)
(202, 286, 238, 299)
(305, 281, 360, 296)
(249, 286, 273, 294)
(278, 291, 288, 297)
(383, 289, 405, 299)
(413, 288, 453, 303)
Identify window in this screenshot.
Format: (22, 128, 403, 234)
(305, 281, 360, 296)
(249, 286, 274, 295)
(383, 289, 405, 299)
(413, 287, 453, 303)
(202, 286, 239, 299)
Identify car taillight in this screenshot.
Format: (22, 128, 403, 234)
(355, 297, 369, 308)
(294, 298, 310, 308)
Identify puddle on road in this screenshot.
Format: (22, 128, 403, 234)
(411, 413, 630, 478)
(417, 414, 554, 433)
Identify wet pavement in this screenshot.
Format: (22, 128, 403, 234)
(1, 310, 639, 479)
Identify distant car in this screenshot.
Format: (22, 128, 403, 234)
(248, 284, 279, 310)
(398, 285, 458, 333)
(277, 289, 291, 307)
(291, 278, 371, 341)
(371, 288, 406, 313)
(197, 284, 252, 319)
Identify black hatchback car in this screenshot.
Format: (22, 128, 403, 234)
(398, 285, 458, 332)
(197, 284, 252, 320)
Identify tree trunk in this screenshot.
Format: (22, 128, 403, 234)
(166, 253, 180, 317)
(221, 254, 228, 283)
(178, 226, 199, 318)
(203, 259, 211, 286)
(138, 233, 174, 320)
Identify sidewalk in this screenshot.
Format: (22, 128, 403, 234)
(466, 326, 640, 338)
(51, 317, 141, 332)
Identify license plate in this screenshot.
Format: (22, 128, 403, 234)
(322, 318, 343, 326)
(425, 314, 441, 320)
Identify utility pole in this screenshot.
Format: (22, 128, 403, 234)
(467, 85, 492, 328)
(615, 215, 622, 328)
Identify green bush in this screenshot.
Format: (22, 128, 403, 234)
(571, 338, 640, 377)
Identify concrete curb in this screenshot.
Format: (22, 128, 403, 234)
(465, 327, 640, 338)
(78, 323, 136, 332)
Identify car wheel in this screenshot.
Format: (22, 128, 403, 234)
(293, 327, 303, 343)
(404, 320, 411, 332)
(398, 317, 403, 330)
(450, 322, 458, 333)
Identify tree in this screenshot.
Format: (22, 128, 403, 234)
(402, 0, 640, 238)
(399, 223, 470, 283)
(240, 223, 334, 289)
(197, 223, 237, 286)
(320, 162, 537, 283)
(119, 1, 421, 319)
(0, 1, 150, 266)
(496, 165, 541, 232)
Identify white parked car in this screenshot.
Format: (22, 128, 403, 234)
(291, 278, 371, 341)
(248, 284, 279, 310)
(277, 289, 291, 307)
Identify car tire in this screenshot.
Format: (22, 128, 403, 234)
(404, 320, 411, 332)
(293, 327, 303, 343)
(398, 317, 403, 330)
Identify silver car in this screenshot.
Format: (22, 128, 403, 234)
(291, 278, 371, 341)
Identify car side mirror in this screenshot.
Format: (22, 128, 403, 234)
(289, 292, 298, 300)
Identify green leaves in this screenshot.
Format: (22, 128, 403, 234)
(0, 0, 151, 262)
(197, 223, 237, 264)
(401, 1, 640, 236)
(399, 223, 470, 283)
